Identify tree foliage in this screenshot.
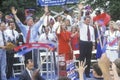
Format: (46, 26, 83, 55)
(1, 0, 119, 21)
(85, 0, 120, 21)
(1, 0, 41, 15)
(0, 0, 71, 18)
(0, 0, 42, 22)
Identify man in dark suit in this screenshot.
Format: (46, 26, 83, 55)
(19, 59, 44, 80)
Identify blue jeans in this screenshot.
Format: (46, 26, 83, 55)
(0, 49, 7, 80)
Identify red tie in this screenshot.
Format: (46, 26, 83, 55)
(26, 27, 31, 43)
(87, 26, 91, 41)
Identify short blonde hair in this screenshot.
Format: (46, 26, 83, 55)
(109, 20, 118, 30)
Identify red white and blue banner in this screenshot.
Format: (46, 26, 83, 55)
(37, 0, 66, 6)
(37, 0, 79, 6)
(14, 42, 55, 55)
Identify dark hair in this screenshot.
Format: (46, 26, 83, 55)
(64, 10, 69, 14)
(92, 63, 102, 76)
(95, 10, 101, 15)
(8, 19, 14, 26)
(24, 59, 33, 66)
(85, 11, 90, 16)
(84, 16, 91, 20)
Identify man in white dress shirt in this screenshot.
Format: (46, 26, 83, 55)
(79, 16, 95, 78)
(5, 20, 19, 79)
(6, 20, 19, 44)
(38, 27, 56, 44)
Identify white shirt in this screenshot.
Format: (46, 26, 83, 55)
(105, 30, 119, 49)
(38, 32, 56, 43)
(79, 22, 95, 42)
(0, 30, 8, 46)
(5, 29, 19, 42)
(26, 68, 32, 79)
(38, 15, 55, 35)
(43, 15, 55, 27)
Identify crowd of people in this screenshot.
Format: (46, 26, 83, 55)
(0, 2, 120, 80)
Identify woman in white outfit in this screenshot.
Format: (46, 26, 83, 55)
(104, 21, 119, 62)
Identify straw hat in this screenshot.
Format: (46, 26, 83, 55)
(6, 42, 16, 50)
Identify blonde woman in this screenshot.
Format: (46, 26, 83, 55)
(56, 22, 73, 60)
(104, 21, 119, 62)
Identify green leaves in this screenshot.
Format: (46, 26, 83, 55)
(85, 0, 120, 20)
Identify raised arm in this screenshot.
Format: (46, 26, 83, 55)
(56, 24, 61, 34)
(11, 7, 27, 37)
(33, 6, 48, 32)
(11, 7, 26, 28)
(98, 53, 112, 80)
(77, 3, 84, 21)
(112, 63, 120, 80)
(77, 60, 87, 80)
(11, 7, 20, 22)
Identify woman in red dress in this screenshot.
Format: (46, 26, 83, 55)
(56, 22, 73, 61)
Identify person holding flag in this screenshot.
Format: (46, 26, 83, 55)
(77, 3, 95, 78)
(93, 10, 110, 59)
